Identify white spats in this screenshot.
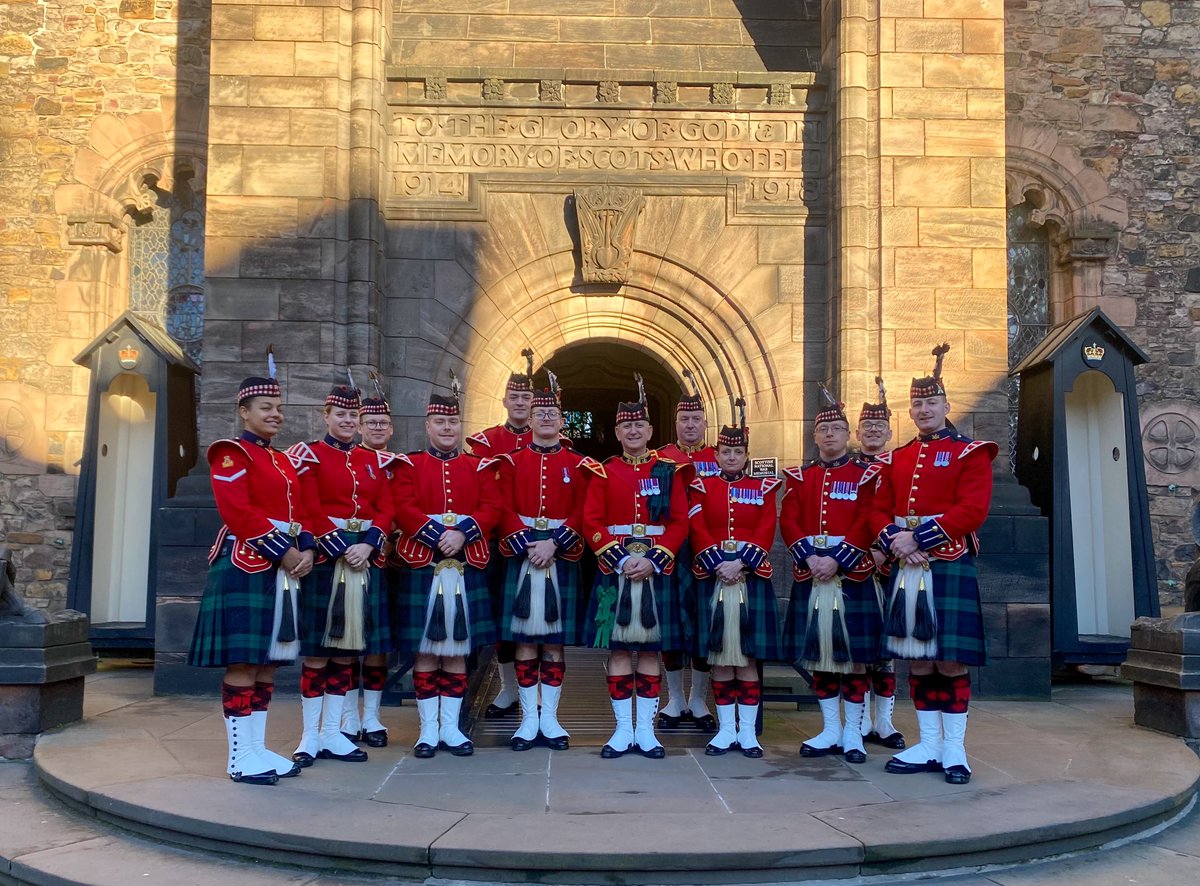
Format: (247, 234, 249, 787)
(707, 704, 738, 753)
(892, 709, 943, 766)
(941, 712, 971, 773)
(225, 716, 277, 785)
(491, 660, 519, 711)
(688, 668, 712, 720)
(512, 683, 540, 744)
(293, 694, 322, 761)
(415, 696, 440, 750)
(841, 701, 867, 756)
(634, 694, 664, 755)
(318, 693, 363, 758)
(604, 697, 635, 755)
(802, 696, 843, 752)
(438, 695, 471, 748)
(735, 704, 762, 753)
(661, 667, 686, 718)
(538, 683, 569, 742)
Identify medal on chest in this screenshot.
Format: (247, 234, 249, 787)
(731, 486, 764, 506)
(934, 451, 951, 467)
(638, 477, 661, 497)
(562, 467, 571, 484)
(829, 480, 858, 501)
(694, 460, 719, 477)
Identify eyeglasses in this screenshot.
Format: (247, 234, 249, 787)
(859, 421, 890, 431)
(363, 421, 392, 430)
(532, 411, 560, 420)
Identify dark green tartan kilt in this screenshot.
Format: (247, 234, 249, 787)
(497, 529, 583, 645)
(188, 555, 289, 668)
(392, 561, 497, 655)
(883, 555, 987, 666)
(485, 539, 505, 621)
(783, 575, 884, 665)
(299, 560, 390, 658)
(582, 567, 684, 653)
(693, 573, 782, 662)
(673, 539, 702, 657)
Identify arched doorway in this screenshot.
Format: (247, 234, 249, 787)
(542, 341, 684, 461)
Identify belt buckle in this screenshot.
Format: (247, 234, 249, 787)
(632, 522, 646, 537)
(534, 517, 549, 531)
(626, 541, 649, 555)
(815, 535, 827, 548)
(721, 540, 738, 553)
(346, 518, 363, 533)
(287, 521, 302, 537)
(443, 512, 458, 526)
(906, 516, 920, 530)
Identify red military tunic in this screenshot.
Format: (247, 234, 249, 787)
(870, 429, 997, 559)
(286, 435, 396, 561)
(779, 454, 880, 580)
(657, 442, 720, 487)
(391, 447, 503, 569)
(466, 423, 532, 459)
(496, 443, 591, 561)
(208, 431, 316, 570)
(582, 451, 690, 576)
(688, 473, 781, 579)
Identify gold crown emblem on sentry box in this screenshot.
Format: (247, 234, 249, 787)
(118, 345, 140, 366)
(1083, 342, 1105, 362)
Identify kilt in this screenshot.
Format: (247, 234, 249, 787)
(393, 560, 496, 655)
(693, 572, 781, 662)
(582, 568, 684, 653)
(783, 574, 884, 665)
(485, 538, 505, 622)
(188, 554, 289, 668)
(883, 555, 987, 666)
(300, 531, 391, 657)
(497, 528, 582, 645)
(673, 539, 702, 658)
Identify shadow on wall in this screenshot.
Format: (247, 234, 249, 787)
(733, 0, 824, 72)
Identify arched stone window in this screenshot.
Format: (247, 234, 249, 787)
(1006, 199, 1052, 470)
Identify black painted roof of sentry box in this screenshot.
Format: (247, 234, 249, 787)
(1009, 306, 1149, 377)
(73, 308, 200, 373)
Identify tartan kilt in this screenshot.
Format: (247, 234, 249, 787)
(300, 531, 391, 657)
(673, 539, 702, 657)
(582, 567, 684, 653)
(883, 555, 987, 666)
(393, 561, 497, 655)
(497, 529, 582, 645)
(485, 538, 505, 622)
(188, 554, 286, 668)
(693, 573, 782, 662)
(783, 574, 884, 665)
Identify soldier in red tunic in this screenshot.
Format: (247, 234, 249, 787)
(392, 379, 502, 758)
(780, 388, 884, 764)
(286, 380, 394, 767)
(582, 377, 690, 759)
(871, 345, 996, 785)
(854, 379, 905, 750)
(495, 375, 591, 751)
(467, 350, 536, 719)
(189, 360, 315, 785)
(655, 371, 720, 732)
(688, 400, 783, 757)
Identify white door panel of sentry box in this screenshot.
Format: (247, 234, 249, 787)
(1065, 370, 1135, 638)
(92, 372, 156, 624)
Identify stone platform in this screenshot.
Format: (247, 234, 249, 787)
(19, 667, 1200, 885)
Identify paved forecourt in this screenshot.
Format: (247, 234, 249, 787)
(27, 671, 1200, 885)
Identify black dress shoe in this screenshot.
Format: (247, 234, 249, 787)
(601, 742, 631, 758)
(362, 730, 388, 748)
(639, 744, 666, 759)
(741, 745, 764, 759)
(484, 700, 518, 719)
(544, 735, 570, 751)
(441, 740, 474, 757)
(341, 731, 363, 744)
(657, 711, 685, 729)
(705, 743, 730, 756)
(944, 765, 971, 785)
(510, 735, 537, 752)
(884, 757, 942, 774)
(413, 742, 436, 759)
(317, 746, 368, 762)
(230, 770, 278, 786)
(799, 743, 841, 758)
(692, 714, 718, 733)
(277, 762, 302, 778)
(843, 748, 867, 764)
(865, 730, 906, 750)
(291, 751, 315, 768)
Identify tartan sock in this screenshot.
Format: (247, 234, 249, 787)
(944, 672, 971, 714)
(251, 682, 273, 712)
(871, 668, 897, 698)
(635, 672, 662, 699)
(440, 670, 468, 699)
(540, 659, 565, 687)
(736, 679, 762, 706)
(711, 679, 738, 705)
(300, 664, 325, 699)
(607, 673, 635, 701)
(324, 661, 353, 696)
(909, 672, 945, 712)
(811, 670, 842, 700)
(841, 673, 870, 704)
(413, 670, 439, 700)
(221, 683, 254, 718)
(662, 651, 684, 671)
(361, 665, 387, 692)
(515, 658, 540, 688)
(349, 658, 361, 691)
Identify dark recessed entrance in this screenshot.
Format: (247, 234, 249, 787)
(543, 342, 684, 461)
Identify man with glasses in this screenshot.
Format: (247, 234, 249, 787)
(780, 387, 884, 764)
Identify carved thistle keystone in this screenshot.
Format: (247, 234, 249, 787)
(573, 185, 644, 284)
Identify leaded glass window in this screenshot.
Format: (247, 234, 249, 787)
(1007, 199, 1051, 471)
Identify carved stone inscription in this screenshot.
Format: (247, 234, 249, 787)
(388, 108, 818, 214)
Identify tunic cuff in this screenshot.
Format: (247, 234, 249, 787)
(645, 546, 673, 574)
(415, 519, 445, 547)
(505, 529, 532, 557)
(695, 545, 724, 574)
(740, 544, 769, 570)
(296, 531, 317, 553)
(248, 530, 292, 563)
(914, 519, 950, 551)
(363, 526, 386, 553)
(597, 543, 625, 573)
(457, 517, 483, 544)
(831, 541, 866, 571)
(877, 524, 902, 555)
(551, 525, 580, 550)
(317, 530, 349, 560)
(790, 538, 814, 566)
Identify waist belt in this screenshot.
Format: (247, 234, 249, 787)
(519, 515, 566, 530)
(806, 534, 845, 549)
(330, 517, 373, 532)
(720, 539, 747, 553)
(607, 524, 665, 537)
(427, 512, 462, 526)
(893, 514, 944, 530)
(268, 519, 303, 537)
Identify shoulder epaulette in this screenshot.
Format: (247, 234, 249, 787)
(466, 431, 489, 447)
(373, 449, 409, 470)
(760, 476, 783, 494)
(207, 438, 250, 463)
(477, 456, 501, 472)
(285, 441, 319, 470)
(689, 477, 706, 493)
(495, 452, 516, 467)
(860, 461, 883, 485)
(581, 456, 607, 478)
(959, 439, 997, 459)
(783, 465, 804, 482)
(653, 451, 677, 466)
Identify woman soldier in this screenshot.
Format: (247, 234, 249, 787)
(188, 360, 315, 785)
(286, 379, 395, 766)
(687, 401, 783, 758)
